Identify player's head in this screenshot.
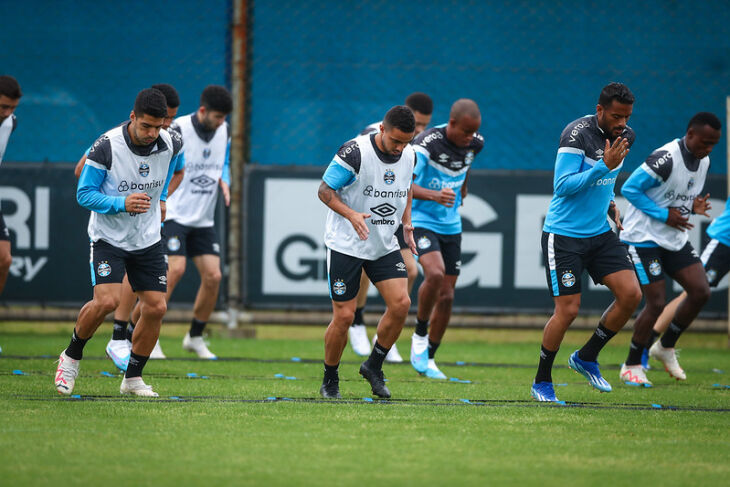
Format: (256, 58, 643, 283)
(199, 85, 232, 131)
(447, 99, 481, 147)
(405, 92, 433, 135)
(150, 83, 180, 129)
(685, 112, 722, 159)
(596, 82, 634, 140)
(129, 88, 168, 146)
(379, 105, 416, 156)
(0, 75, 22, 124)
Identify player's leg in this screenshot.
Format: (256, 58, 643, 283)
(321, 248, 363, 398)
(401, 248, 418, 295)
(359, 250, 409, 398)
(105, 274, 136, 371)
(411, 229, 444, 373)
(348, 270, 371, 356)
(0, 240, 11, 296)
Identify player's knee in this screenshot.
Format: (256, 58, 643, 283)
(143, 299, 167, 320)
(688, 283, 711, 306)
(643, 294, 664, 314)
(333, 308, 355, 327)
(438, 289, 455, 308)
(623, 286, 643, 310)
(96, 294, 120, 314)
(202, 268, 222, 287)
(405, 262, 418, 283)
(0, 252, 11, 272)
(390, 294, 411, 317)
(556, 301, 580, 322)
(424, 267, 445, 284)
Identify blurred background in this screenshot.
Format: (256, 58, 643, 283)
(1, 0, 729, 324)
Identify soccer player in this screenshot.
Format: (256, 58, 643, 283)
(54, 88, 182, 397)
(409, 99, 483, 380)
(531, 82, 641, 403)
(349, 92, 433, 362)
(318, 105, 417, 399)
(619, 112, 721, 384)
(0, 75, 22, 355)
(161, 85, 232, 359)
(73, 84, 185, 370)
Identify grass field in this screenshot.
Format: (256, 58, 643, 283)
(1, 321, 729, 486)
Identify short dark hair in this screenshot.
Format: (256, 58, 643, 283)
(405, 92, 433, 115)
(133, 88, 168, 119)
(383, 105, 416, 133)
(0, 75, 22, 99)
(200, 85, 232, 114)
(598, 82, 634, 107)
(150, 83, 180, 108)
(687, 112, 722, 132)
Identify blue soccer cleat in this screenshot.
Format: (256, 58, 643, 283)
(105, 339, 130, 372)
(568, 350, 612, 392)
(531, 381, 560, 403)
(410, 333, 429, 374)
(424, 359, 447, 380)
(641, 347, 651, 370)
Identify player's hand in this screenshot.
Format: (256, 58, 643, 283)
(220, 179, 231, 207)
(160, 201, 166, 222)
(403, 223, 418, 256)
(608, 202, 623, 231)
(434, 187, 456, 207)
(666, 207, 693, 231)
(603, 137, 629, 170)
(693, 193, 711, 217)
(125, 193, 151, 214)
(348, 211, 371, 240)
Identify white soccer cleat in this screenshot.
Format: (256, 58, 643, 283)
(371, 334, 404, 363)
(425, 359, 447, 380)
(105, 339, 131, 372)
(55, 351, 80, 395)
(348, 324, 371, 356)
(149, 339, 166, 359)
(183, 333, 217, 359)
(649, 342, 686, 380)
(410, 333, 429, 373)
(620, 363, 653, 387)
(120, 377, 159, 397)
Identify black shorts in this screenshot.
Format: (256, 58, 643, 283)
(542, 230, 633, 297)
(327, 248, 407, 301)
(162, 220, 220, 258)
(700, 239, 730, 287)
(394, 224, 408, 250)
(90, 239, 167, 292)
(627, 241, 701, 286)
(413, 228, 461, 275)
(0, 212, 9, 241)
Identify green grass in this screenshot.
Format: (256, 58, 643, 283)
(1, 322, 729, 486)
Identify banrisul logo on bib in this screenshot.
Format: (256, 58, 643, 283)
(139, 162, 150, 177)
(383, 169, 395, 185)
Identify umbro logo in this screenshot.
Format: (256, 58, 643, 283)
(190, 175, 216, 188)
(370, 203, 397, 218)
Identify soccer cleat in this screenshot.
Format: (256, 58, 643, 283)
(410, 333, 429, 373)
(319, 378, 341, 399)
(620, 363, 653, 387)
(348, 324, 371, 356)
(424, 359, 447, 380)
(149, 339, 166, 359)
(531, 381, 560, 403)
(55, 351, 80, 395)
(649, 342, 686, 380)
(105, 339, 130, 372)
(182, 333, 217, 359)
(641, 347, 651, 371)
(359, 362, 391, 398)
(372, 334, 404, 363)
(568, 350, 612, 392)
(120, 377, 159, 397)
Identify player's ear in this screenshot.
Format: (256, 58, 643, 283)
(130, 110, 136, 123)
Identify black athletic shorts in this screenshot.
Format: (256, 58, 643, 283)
(542, 230, 633, 297)
(327, 248, 407, 301)
(394, 224, 408, 250)
(413, 228, 461, 275)
(627, 241, 701, 286)
(162, 220, 220, 258)
(0, 211, 9, 241)
(700, 239, 730, 287)
(90, 239, 167, 292)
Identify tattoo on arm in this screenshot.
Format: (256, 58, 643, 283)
(318, 181, 336, 205)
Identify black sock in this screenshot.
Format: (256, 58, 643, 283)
(535, 346, 557, 383)
(65, 329, 89, 360)
(577, 324, 616, 362)
(126, 321, 135, 342)
(323, 362, 339, 382)
(112, 320, 127, 341)
(660, 321, 688, 349)
(428, 339, 440, 359)
(189, 318, 207, 337)
(646, 329, 660, 348)
(365, 341, 390, 371)
(125, 352, 149, 378)
(352, 307, 365, 326)
(415, 318, 429, 337)
(625, 339, 644, 366)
